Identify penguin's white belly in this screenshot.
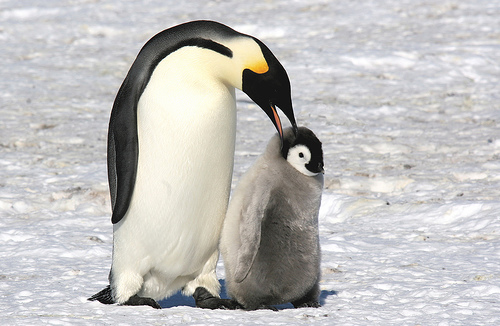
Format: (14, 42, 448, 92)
(112, 52, 237, 300)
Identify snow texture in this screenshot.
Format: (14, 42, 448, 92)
(1, 0, 499, 325)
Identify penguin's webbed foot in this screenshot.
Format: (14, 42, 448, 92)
(123, 294, 162, 309)
(193, 287, 242, 310)
(88, 285, 160, 309)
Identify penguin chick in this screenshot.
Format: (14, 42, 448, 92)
(220, 126, 324, 310)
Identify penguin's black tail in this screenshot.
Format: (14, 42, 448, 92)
(88, 285, 115, 304)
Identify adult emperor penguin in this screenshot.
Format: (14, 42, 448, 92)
(220, 127, 324, 310)
(88, 20, 297, 309)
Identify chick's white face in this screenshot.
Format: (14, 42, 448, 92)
(286, 145, 318, 176)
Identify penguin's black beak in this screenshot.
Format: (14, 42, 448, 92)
(273, 95, 298, 136)
(241, 70, 298, 146)
(241, 69, 297, 148)
(269, 104, 283, 142)
(267, 102, 297, 148)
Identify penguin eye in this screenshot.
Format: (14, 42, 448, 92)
(299, 152, 304, 158)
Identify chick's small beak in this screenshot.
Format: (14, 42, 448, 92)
(319, 162, 325, 174)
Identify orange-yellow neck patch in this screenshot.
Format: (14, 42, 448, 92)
(246, 59, 269, 74)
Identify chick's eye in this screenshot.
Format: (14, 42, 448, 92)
(299, 152, 304, 158)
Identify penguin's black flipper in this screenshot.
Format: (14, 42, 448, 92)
(107, 83, 140, 225)
(193, 287, 242, 310)
(88, 285, 114, 304)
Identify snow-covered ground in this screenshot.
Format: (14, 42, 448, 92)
(1, 0, 499, 324)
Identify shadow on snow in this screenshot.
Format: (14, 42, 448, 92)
(158, 279, 338, 309)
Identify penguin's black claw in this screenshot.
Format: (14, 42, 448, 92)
(193, 287, 242, 310)
(123, 294, 162, 309)
(88, 285, 115, 305)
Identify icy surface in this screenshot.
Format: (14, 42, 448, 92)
(1, 0, 499, 325)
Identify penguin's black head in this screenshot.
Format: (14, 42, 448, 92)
(282, 127, 324, 176)
(242, 38, 297, 145)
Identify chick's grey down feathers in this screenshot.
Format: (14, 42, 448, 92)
(221, 127, 323, 310)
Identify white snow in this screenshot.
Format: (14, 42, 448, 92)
(1, 0, 499, 325)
